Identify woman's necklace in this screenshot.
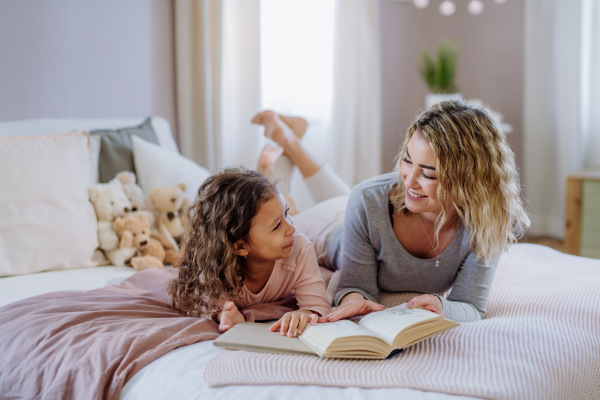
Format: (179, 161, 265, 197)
(419, 214, 452, 268)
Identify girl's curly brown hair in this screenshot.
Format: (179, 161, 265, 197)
(168, 167, 278, 318)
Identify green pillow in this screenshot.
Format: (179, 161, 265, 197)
(91, 118, 159, 183)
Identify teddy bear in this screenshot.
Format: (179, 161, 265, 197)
(149, 183, 190, 251)
(113, 213, 178, 270)
(111, 171, 154, 214)
(88, 179, 138, 266)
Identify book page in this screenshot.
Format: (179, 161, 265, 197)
(302, 320, 378, 339)
(358, 303, 439, 345)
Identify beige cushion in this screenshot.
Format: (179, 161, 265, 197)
(0, 131, 99, 277)
(132, 135, 210, 203)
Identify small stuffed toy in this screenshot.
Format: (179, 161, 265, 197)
(113, 213, 178, 270)
(88, 179, 138, 266)
(89, 179, 132, 252)
(111, 171, 154, 213)
(149, 183, 190, 251)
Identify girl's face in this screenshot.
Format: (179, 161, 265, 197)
(400, 131, 442, 217)
(244, 192, 295, 262)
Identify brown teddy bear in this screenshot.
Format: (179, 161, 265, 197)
(149, 183, 190, 251)
(113, 213, 178, 270)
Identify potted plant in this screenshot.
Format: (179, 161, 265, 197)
(420, 40, 462, 109)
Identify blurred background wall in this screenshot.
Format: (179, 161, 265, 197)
(0, 0, 177, 140)
(379, 0, 524, 176)
(0, 0, 525, 179)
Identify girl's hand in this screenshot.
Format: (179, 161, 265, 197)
(219, 301, 245, 332)
(269, 309, 318, 337)
(406, 294, 445, 317)
(321, 292, 385, 323)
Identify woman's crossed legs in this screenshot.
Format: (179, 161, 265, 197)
(252, 111, 350, 268)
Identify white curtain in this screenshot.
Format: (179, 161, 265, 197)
(327, 0, 382, 186)
(175, 0, 382, 193)
(581, 0, 600, 169)
(523, 0, 600, 238)
(175, 0, 222, 170)
(219, 0, 263, 168)
(175, 0, 262, 171)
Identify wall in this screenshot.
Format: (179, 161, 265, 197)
(379, 0, 524, 176)
(0, 0, 177, 140)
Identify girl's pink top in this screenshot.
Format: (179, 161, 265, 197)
(234, 232, 332, 317)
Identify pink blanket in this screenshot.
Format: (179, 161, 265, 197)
(0, 268, 296, 400)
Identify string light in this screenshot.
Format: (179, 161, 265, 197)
(413, 0, 429, 9)
(398, 0, 508, 16)
(468, 0, 484, 14)
(439, 0, 456, 16)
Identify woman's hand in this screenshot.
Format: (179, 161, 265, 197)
(406, 294, 444, 317)
(269, 309, 318, 337)
(219, 301, 245, 332)
(320, 292, 385, 323)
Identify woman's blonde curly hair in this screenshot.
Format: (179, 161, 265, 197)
(390, 100, 530, 262)
(168, 167, 278, 318)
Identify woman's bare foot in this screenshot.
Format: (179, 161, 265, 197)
(257, 144, 284, 179)
(251, 110, 323, 179)
(251, 111, 307, 146)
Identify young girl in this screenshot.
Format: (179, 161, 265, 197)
(168, 167, 331, 337)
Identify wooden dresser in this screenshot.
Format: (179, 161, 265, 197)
(565, 170, 600, 258)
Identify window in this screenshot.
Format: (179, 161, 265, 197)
(260, 0, 335, 209)
(260, 0, 334, 158)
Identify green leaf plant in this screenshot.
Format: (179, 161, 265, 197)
(419, 40, 460, 94)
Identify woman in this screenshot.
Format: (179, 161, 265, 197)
(252, 100, 530, 323)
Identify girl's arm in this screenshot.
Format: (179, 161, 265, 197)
(269, 239, 330, 337)
(292, 241, 331, 317)
(218, 301, 245, 332)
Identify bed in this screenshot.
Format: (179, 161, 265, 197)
(0, 117, 598, 400)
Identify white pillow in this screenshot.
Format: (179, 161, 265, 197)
(0, 116, 179, 155)
(0, 131, 99, 277)
(132, 135, 211, 203)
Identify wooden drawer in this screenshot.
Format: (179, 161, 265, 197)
(565, 172, 600, 258)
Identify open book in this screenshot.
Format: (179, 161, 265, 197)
(299, 303, 458, 359)
(214, 303, 458, 359)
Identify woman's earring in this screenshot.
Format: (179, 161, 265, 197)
(244, 255, 246, 258)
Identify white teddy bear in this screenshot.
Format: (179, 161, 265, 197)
(112, 171, 154, 214)
(88, 179, 137, 266)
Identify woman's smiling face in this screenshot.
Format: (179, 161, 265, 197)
(400, 130, 442, 216)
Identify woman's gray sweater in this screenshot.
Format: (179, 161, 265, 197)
(327, 173, 499, 322)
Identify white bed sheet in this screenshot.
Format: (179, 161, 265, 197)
(0, 266, 136, 308)
(0, 267, 479, 400)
